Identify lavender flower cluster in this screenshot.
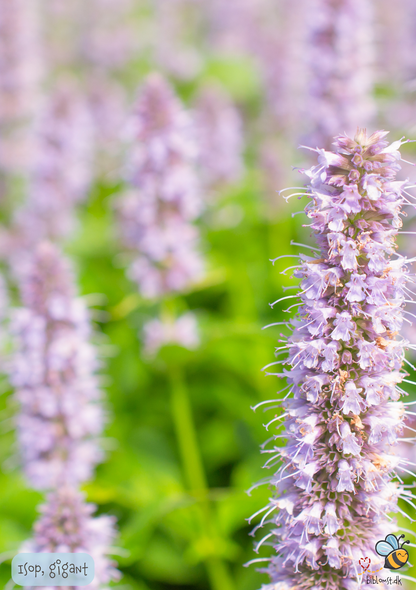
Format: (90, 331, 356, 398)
(253, 130, 415, 589)
(14, 81, 94, 246)
(304, 0, 375, 147)
(118, 74, 204, 299)
(194, 85, 244, 191)
(10, 242, 105, 491)
(0, 0, 42, 174)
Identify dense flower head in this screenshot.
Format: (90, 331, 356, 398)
(118, 73, 204, 298)
(10, 242, 105, 490)
(303, 0, 375, 148)
(13, 81, 94, 246)
(252, 130, 415, 589)
(143, 312, 199, 356)
(194, 85, 244, 191)
(22, 487, 120, 589)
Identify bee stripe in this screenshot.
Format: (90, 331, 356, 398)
(391, 552, 404, 568)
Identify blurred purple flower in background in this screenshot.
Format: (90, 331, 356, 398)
(303, 0, 375, 147)
(373, 0, 416, 134)
(205, 0, 274, 58)
(255, 0, 308, 138)
(143, 312, 200, 357)
(13, 80, 94, 246)
(374, 0, 416, 89)
(251, 130, 415, 588)
(10, 242, 105, 490)
(79, 0, 136, 72)
(117, 73, 204, 299)
(0, 0, 43, 177)
(194, 84, 244, 192)
(43, 0, 134, 179)
(152, 0, 204, 80)
(22, 487, 120, 589)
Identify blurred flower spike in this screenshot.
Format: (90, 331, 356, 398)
(23, 487, 120, 589)
(10, 242, 105, 490)
(117, 73, 204, 299)
(251, 129, 416, 589)
(304, 0, 375, 148)
(194, 84, 244, 192)
(0, 0, 43, 175)
(14, 81, 94, 247)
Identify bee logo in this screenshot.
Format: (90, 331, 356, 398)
(375, 534, 410, 570)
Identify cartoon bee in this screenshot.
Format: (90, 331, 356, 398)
(375, 534, 410, 570)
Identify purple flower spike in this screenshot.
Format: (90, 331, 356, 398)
(251, 130, 415, 589)
(194, 85, 244, 191)
(304, 0, 375, 148)
(117, 74, 204, 299)
(22, 487, 120, 589)
(10, 242, 105, 490)
(0, 0, 43, 174)
(14, 81, 94, 246)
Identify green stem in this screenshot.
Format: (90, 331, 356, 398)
(169, 365, 207, 494)
(168, 366, 234, 590)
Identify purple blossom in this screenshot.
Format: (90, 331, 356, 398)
(143, 312, 199, 357)
(251, 130, 414, 588)
(13, 81, 94, 246)
(22, 487, 120, 589)
(10, 242, 104, 490)
(117, 74, 204, 298)
(303, 0, 376, 148)
(194, 85, 244, 191)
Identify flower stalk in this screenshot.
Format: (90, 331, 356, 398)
(252, 130, 416, 589)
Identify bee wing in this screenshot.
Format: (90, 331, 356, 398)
(385, 535, 399, 550)
(375, 541, 393, 556)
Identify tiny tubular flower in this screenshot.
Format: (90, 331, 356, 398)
(251, 130, 413, 588)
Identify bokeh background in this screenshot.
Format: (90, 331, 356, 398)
(1, 1, 416, 589)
